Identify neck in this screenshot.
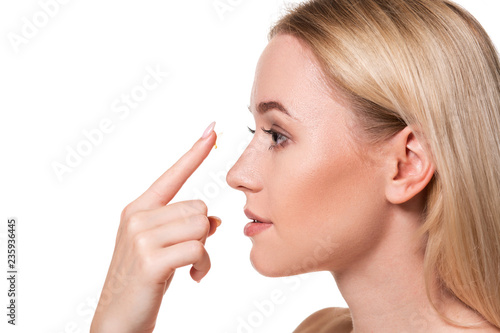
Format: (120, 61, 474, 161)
(331, 206, 498, 332)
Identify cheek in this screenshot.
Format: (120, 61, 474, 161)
(273, 147, 363, 237)
(265, 143, 387, 272)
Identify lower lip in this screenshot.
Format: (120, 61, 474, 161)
(244, 221, 273, 236)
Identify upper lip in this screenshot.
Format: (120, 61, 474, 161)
(244, 208, 273, 223)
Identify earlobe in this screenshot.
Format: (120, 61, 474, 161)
(385, 127, 435, 205)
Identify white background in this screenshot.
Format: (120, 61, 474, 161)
(0, 0, 498, 332)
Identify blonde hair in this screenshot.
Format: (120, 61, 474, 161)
(269, 0, 500, 328)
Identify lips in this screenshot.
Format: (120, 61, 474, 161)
(244, 208, 272, 224)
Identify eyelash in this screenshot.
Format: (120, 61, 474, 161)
(247, 126, 289, 151)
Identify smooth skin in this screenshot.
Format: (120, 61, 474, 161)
(90, 128, 219, 333)
(225, 34, 499, 332)
(91, 32, 499, 332)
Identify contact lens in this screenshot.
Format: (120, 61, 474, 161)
(214, 132, 222, 149)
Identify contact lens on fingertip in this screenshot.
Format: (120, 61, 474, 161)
(214, 132, 223, 149)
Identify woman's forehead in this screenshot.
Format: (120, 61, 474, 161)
(250, 34, 334, 120)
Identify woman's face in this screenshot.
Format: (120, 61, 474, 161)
(226, 34, 390, 277)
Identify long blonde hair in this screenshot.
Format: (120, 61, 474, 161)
(269, 0, 500, 328)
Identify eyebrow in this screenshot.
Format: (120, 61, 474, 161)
(247, 101, 298, 121)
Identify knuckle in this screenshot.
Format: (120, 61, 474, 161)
(178, 199, 208, 218)
(177, 201, 196, 218)
(189, 215, 210, 236)
(190, 199, 208, 215)
(132, 231, 149, 251)
(125, 212, 145, 235)
(137, 253, 155, 273)
(120, 204, 133, 221)
(187, 240, 205, 258)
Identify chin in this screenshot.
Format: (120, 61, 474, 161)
(250, 259, 287, 277)
(248, 248, 286, 277)
(248, 247, 321, 278)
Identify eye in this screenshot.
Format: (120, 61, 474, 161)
(247, 126, 289, 151)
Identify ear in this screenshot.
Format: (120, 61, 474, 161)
(385, 127, 435, 204)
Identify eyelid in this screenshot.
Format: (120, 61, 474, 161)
(247, 125, 291, 138)
(247, 125, 290, 151)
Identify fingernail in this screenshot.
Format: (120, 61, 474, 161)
(201, 121, 216, 139)
(214, 217, 222, 227)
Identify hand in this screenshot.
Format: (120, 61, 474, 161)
(91, 123, 220, 333)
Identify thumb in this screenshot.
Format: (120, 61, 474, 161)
(207, 216, 222, 237)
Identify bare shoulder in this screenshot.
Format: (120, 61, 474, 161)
(293, 307, 353, 333)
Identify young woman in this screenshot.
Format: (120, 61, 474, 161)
(91, 0, 500, 331)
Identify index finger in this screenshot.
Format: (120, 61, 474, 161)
(132, 122, 217, 211)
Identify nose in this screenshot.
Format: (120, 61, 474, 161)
(226, 144, 262, 193)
